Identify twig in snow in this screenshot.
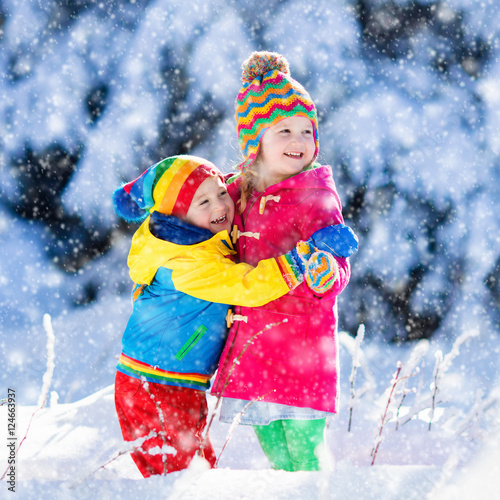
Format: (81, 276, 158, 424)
(370, 342, 429, 465)
(215, 390, 274, 468)
(1, 314, 55, 481)
(69, 430, 159, 488)
(396, 396, 442, 428)
(71, 377, 181, 488)
(454, 386, 500, 438)
(394, 387, 415, 431)
(200, 319, 287, 460)
(394, 339, 428, 430)
(371, 361, 403, 466)
(429, 352, 442, 431)
(38, 314, 56, 408)
(347, 324, 365, 432)
(429, 329, 479, 430)
(140, 378, 171, 475)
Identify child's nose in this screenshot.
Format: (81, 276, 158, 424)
(214, 198, 227, 210)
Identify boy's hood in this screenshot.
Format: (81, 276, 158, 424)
(149, 212, 213, 244)
(127, 212, 234, 285)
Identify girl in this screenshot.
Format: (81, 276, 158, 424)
(211, 52, 353, 471)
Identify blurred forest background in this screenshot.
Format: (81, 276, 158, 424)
(1, 0, 499, 404)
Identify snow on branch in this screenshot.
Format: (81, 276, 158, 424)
(38, 314, 56, 408)
(1, 314, 56, 482)
(340, 324, 375, 432)
(215, 391, 274, 468)
(454, 386, 500, 439)
(394, 339, 429, 430)
(69, 430, 159, 488)
(371, 362, 403, 465)
(370, 340, 429, 465)
(200, 320, 287, 461)
(429, 329, 480, 430)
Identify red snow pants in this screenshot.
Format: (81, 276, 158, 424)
(114, 371, 216, 477)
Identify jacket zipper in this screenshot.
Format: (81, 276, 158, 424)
(242, 194, 262, 226)
(175, 325, 207, 361)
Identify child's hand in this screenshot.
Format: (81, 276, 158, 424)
(304, 251, 339, 295)
(309, 224, 358, 258)
(287, 224, 357, 291)
(289, 242, 339, 294)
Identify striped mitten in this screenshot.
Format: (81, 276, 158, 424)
(290, 240, 339, 294)
(304, 251, 339, 294)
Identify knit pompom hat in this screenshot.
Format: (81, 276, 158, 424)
(235, 51, 319, 172)
(113, 155, 223, 222)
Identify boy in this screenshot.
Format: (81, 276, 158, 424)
(112, 155, 357, 476)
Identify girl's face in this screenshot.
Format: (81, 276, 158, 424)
(184, 176, 235, 234)
(255, 115, 316, 190)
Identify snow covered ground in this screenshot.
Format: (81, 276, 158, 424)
(1, 318, 499, 499)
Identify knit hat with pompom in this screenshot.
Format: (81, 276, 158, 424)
(113, 155, 223, 222)
(235, 51, 319, 171)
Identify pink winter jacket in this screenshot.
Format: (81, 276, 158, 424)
(211, 165, 350, 413)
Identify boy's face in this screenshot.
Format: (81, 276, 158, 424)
(184, 176, 235, 234)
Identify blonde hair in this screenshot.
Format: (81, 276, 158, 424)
(237, 164, 259, 213)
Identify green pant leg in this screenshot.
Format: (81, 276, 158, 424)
(253, 420, 294, 471)
(282, 418, 327, 471)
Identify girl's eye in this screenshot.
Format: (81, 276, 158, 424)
(199, 199, 209, 206)
(303, 129, 313, 135)
(219, 190, 228, 197)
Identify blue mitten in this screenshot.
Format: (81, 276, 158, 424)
(309, 224, 358, 258)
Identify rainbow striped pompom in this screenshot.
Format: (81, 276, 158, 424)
(241, 51, 290, 82)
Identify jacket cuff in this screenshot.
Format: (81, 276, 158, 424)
(276, 251, 305, 290)
(290, 240, 315, 274)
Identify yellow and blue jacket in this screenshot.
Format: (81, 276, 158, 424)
(117, 212, 302, 391)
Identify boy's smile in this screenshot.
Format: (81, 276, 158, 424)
(211, 214, 229, 225)
(184, 176, 235, 235)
